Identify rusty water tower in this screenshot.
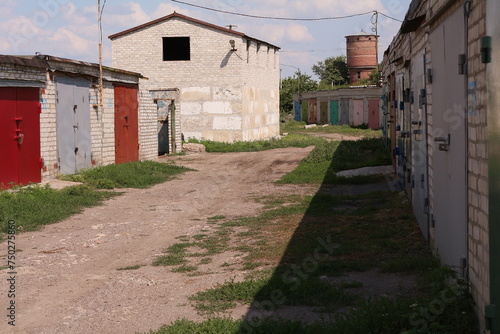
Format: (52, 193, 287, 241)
(345, 31, 378, 85)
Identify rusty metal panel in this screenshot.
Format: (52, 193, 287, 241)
(56, 77, 91, 174)
(430, 9, 467, 275)
(115, 85, 139, 164)
(319, 101, 328, 124)
(352, 99, 364, 126)
(368, 99, 379, 129)
(308, 99, 317, 124)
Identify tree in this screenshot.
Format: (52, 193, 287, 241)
(280, 70, 318, 117)
(358, 66, 381, 86)
(312, 56, 349, 87)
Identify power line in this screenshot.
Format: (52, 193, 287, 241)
(379, 11, 402, 22)
(171, 0, 374, 21)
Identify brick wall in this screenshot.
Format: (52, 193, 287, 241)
(111, 16, 280, 143)
(466, 0, 489, 328)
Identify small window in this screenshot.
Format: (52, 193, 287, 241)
(163, 37, 190, 61)
(357, 72, 361, 79)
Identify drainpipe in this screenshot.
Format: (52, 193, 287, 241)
(486, 0, 500, 332)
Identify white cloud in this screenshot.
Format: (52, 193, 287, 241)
(61, 2, 89, 26)
(0, 0, 16, 19)
(48, 27, 94, 56)
(105, 2, 151, 28)
(152, 3, 189, 19)
(243, 23, 313, 45)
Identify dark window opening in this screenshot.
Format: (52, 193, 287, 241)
(163, 37, 190, 61)
(357, 72, 361, 79)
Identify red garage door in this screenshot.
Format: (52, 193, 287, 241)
(114, 85, 139, 164)
(0, 87, 41, 189)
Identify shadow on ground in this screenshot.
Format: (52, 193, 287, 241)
(234, 140, 428, 333)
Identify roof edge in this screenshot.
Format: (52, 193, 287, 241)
(108, 12, 280, 49)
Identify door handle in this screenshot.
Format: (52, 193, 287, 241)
(435, 134, 451, 151)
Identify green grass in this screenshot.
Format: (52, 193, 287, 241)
(187, 133, 324, 153)
(281, 120, 382, 138)
(117, 265, 143, 271)
(0, 185, 117, 234)
(61, 160, 192, 189)
(278, 138, 391, 184)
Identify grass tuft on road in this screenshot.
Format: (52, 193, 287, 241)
(0, 185, 117, 234)
(61, 160, 192, 189)
(187, 133, 323, 153)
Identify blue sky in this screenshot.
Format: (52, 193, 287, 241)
(0, 0, 411, 80)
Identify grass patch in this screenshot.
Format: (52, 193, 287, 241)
(278, 138, 391, 184)
(281, 120, 383, 138)
(172, 265, 198, 273)
(61, 160, 192, 189)
(0, 185, 117, 234)
(117, 265, 142, 271)
(188, 133, 324, 153)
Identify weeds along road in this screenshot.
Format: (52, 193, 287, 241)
(1, 147, 316, 334)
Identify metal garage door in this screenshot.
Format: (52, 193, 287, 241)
(0, 87, 41, 188)
(329, 100, 339, 125)
(411, 52, 429, 240)
(56, 77, 92, 175)
(114, 84, 139, 164)
(368, 99, 380, 129)
(339, 98, 349, 125)
(319, 101, 328, 124)
(293, 101, 301, 121)
(308, 99, 317, 124)
(352, 99, 364, 126)
(430, 9, 467, 276)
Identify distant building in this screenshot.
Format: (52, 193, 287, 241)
(109, 12, 281, 144)
(345, 31, 378, 84)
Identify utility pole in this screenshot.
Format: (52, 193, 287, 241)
(372, 11, 380, 86)
(98, 0, 104, 107)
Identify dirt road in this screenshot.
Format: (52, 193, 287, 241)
(1, 147, 317, 334)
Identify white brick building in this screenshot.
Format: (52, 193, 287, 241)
(109, 12, 281, 143)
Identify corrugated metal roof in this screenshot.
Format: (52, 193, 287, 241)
(108, 12, 280, 50)
(0, 55, 48, 69)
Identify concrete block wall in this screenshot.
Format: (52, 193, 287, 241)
(111, 15, 280, 143)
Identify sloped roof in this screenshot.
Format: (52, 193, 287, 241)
(108, 12, 280, 49)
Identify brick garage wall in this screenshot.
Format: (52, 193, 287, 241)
(466, 0, 489, 328)
(139, 87, 161, 159)
(111, 16, 280, 143)
(39, 75, 58, 180)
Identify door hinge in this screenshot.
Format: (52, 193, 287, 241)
(39, 158, 45, 169)
(424, 197, 430, 214)
(485, 304, 496, 331)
